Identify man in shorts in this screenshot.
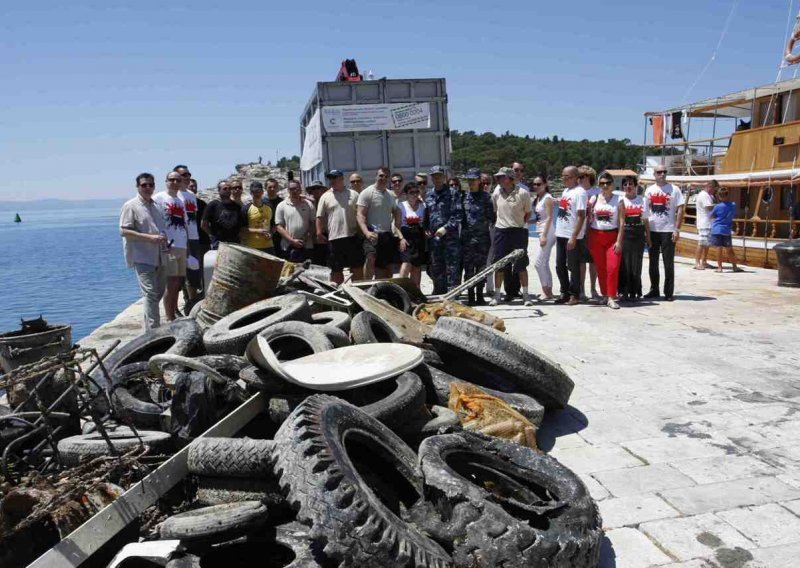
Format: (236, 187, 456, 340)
(357, 166, 402, 280)
(489, 167, 533, 306)
(120, 173, 168, 331)
(276, 180, 315, 262)
(305, 180, 329, 265)
(694, 180, 717, 269)
(316, 170, 364, 284)
(153, 171, 189, 321)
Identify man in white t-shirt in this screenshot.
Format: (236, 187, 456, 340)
(578, 165, 601, 300)
(357, 166, 402, 280)
(153, 171, 189, 321)
(174, 165, 201, 306)
(554, 166, 588, 305)
(644, 166, 685, 301)
(694, 180, 717, 270)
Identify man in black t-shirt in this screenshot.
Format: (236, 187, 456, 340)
(201, 180, 247, 248)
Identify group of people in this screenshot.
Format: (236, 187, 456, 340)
(121, 158, 730, 331)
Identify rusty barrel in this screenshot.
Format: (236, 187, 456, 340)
(774, 239, 800, 288)
(0, 319, 72, 374)
(196, 243, 285, 329)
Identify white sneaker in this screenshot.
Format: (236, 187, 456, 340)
(489, 297, 500, 306)
(607, 298, 620, 310)
(523, 296, 533, 306)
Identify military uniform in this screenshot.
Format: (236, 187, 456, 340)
(425, 185, 462, 294)
(460, 190, 494, 291)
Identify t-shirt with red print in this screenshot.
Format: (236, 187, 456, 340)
(622, 195, 649, 227)
(644, 183, 685, 233)
(555, 186, 588, 239)
(180, 190, 199, 240)
(589, 193, 621, 230)
(153, 191, 189, 249)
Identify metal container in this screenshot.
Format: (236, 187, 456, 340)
(196, 243, 285, 329)
(0, 317, 72, 374)
(300, 78, 450, 187)
(774, 239, 800, 287)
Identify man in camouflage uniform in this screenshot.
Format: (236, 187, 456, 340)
(425, 165, 462, 294)
(460, 168, 494, 305)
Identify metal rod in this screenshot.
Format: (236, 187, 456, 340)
(435, 249, 524, 302)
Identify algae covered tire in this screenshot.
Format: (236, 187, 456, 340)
(273, 395, 451, 568)
(94, 319, 203, 390)
(109, 362, 169, 430)
(187, 437, 275, 478)
(427, 316, 574, 409)
(203, 295, 312, 355)
(311, 311, 352, 333)
(350, 311, 399, 345)
(195, 478, 279, 507)
(157, 501, 268, 542)
(415, 432, 601, 568)
(57, 428, 172, 467)
(367, 282, 413, 314)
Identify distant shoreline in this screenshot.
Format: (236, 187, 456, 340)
(0, 198, 126, 210)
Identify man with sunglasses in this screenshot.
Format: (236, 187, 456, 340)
(173, 165, 202, 303)
(644, 166, 685, 300)
(357, 166, 402, 279)
(512, 162, 530, 191)
(554, 166, 587, 305)
(153, 171, 190, 321)
(425, 165, 463, 294)
(201, 180, 247, 248)
(349, 173, 365, 193)
(578, 165, 601, 301)
(317, 170, 364, 284)
(120, 173, 168, 331)
(390, 174, 405, 202)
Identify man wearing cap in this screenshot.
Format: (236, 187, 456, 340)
(489, 167, 534, 306)
(241, 181, 274, 253)
(425, 165, 463, 294)
(461, 168, 494, 305)
(317, 170, 364, 284)
(305, 180, 329, 265)
(357, 166, 402, 280)
(276, 180, 315, 262)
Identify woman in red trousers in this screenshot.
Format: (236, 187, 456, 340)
(587, 173, 625, 309)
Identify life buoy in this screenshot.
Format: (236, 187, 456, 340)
(785, 28, 800, 65)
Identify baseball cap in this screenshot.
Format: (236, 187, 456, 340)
(250, 181, 264, 192)
(429, 165, 445, 175)
(307, 180, 326, 189)
(326, 169, 344, 179)
(465, 168, 481, 180)
(494, 167, 514, 178)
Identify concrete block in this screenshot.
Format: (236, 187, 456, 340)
(550, 445, 644, 474)
(593, 464, 696, 498)
(747, 542, 800, 568)
(716, 503, 800, 547)
(670, 454, 780, 484)
(640, 513, 754, 561)
(599, 494, 680, 529)
(577, 472, 611, 501)
(600, 528, 673, 568)
(579, 410, 661, 444)
(780, 498, 800, 516)
(660, 476, 800, 516)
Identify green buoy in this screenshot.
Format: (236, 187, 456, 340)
(14, 213, 22, 223)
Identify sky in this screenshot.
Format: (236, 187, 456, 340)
(0, 0, 796, 201)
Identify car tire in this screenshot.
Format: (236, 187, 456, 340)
(311, 311, 351, 333)
(367, 282, 413, 314)
(57, 428, 172, 467)
(157, 501, 268, 542)
(187, 437, 275, 478)
(349, 311, 399, 345)
(109, 362, 169, 429)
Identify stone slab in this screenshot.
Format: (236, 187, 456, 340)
(640, 513, 754, 562)
(716, 503, 800, 547)
(599, 494, 680, 529)
(549, 445, 644, 474)
(659, 476, 800, 516)
(600, 528, 673, 568)
(593, 464, 696, 498)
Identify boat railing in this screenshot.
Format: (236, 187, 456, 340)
(643, 134, 732, 176)
(683, 213, 800, 240)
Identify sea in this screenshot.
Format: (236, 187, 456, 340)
(0, 199, 140, 340)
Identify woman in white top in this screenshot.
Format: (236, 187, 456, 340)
(398, 182, 427, 287)
(587, 173, 625, 309)
(531, 176, 556, 299)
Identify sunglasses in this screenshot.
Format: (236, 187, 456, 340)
(181, 172, 191, 178)
(599, 181, 612, 186)
(449, 183, 459, 187)
(230, 186, 243, 190)
(408, 190, 420, 195)
(391, 179, 402, 183)
(655, 171, 667, 174)
(139, 182, 155, 188)
(351, 179, 363, 183)
(377, 174, 388, 178)
(513, 168, 523, 172)
(532, 182, 543, 187)
(416, 182, 425, 186)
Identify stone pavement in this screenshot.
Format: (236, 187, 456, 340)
(474, 244, 800, 567)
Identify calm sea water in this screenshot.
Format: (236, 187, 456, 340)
(0, 200, 140, 340)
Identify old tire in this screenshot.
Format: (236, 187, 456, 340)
(247, 321, 334, 363)
(188, 300, 204, 320)
(367, 282, 412, 314)
(157, 501, 268, 542)
(94, 319, 203, 390)
(414, 363, 545, 426)
(273, 395, 451, 568)
(320, 325, 351, 348)
(345, 371, 431, 436)
(187, 437, 275, 478)
(109, 362, 169, 429)
(274, 522, 325, 568)
(195, 478, 279, 506)
(416, 433, 601, 568)
(350, 311, 399, 345)
(427, 317, 574, 409)
(203, 295, 312, 355)
(57, 428, 172, 467)
(311, 311, 351, 333)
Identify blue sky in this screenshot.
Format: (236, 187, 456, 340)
(0, 0, 794, 200)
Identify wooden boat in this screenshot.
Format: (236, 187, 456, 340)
(640, 78, 800, 268)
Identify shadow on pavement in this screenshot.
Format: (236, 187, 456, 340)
(599, 535, 617, 567)
(537, 405, 588, 452)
